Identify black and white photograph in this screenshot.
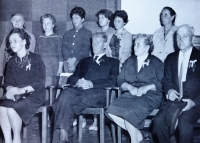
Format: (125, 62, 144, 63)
(0, 0, 200, 143)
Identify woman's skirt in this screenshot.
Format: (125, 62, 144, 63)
(105, 92, 162, 129)
(0, 94, 44, 125)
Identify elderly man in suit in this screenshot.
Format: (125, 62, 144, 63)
(153, 24, 200, 143)
(52, 32, 119, 143)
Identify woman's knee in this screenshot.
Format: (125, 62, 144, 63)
(7, 108, 18, 117)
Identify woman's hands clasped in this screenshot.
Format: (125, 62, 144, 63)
(127, 84, 155, 97)
(5, 86, 24, 101)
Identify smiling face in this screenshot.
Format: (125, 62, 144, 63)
(98, 14, 110, 27)
(9, 33, 26, 53)
(176, 26, 193, 52)
(72, 14, 84, 29)
(42, 17, 54, 33)
(114, 16, 125, 30)
(11, 15, 25, 29)
(134, 38, 149, 57)
(92, 36, 105, 55)
(160, 9, 174, 26)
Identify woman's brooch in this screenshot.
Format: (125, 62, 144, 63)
(188, 59, 197, 72)
(142, 59, 150, 68)
(26, 59, 31, 71)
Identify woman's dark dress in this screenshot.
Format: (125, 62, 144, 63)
(0, 52, 46, 125)
(106, 55, 164, 129)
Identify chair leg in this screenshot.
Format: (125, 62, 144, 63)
(111, 123, 116, 143)
(100, 109, 105, 143)
(117, 126, 121, 143)
(23, 126, 27, 138)
(42, 107, 47, 143)
(49, 87, 54, 105)
(78, 115, 83, 142)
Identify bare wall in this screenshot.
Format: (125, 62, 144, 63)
(122, 0, 200, 35)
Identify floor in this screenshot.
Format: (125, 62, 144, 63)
(1, 114, 200, 143)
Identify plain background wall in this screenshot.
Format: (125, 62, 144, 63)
(122, 0, 200, 35)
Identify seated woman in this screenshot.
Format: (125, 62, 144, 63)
(105, 34, 164, 143)
(0, 13, 36, 96)
(0, 28, 45, 143)
(109, 10, 132, 71)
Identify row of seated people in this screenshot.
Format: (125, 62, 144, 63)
(0, 6, 179, 139)
(0, 23, 199, 143)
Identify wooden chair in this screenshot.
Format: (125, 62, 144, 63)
(77, 87, 117, 143)
(22, 105, 48, 143)
(106, 87, 159, 143)
(22, 87, 53, 143)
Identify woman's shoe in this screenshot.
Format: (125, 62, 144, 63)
(88, 124, 98, 131)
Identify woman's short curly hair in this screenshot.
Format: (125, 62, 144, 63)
(113, 10, 129, 24)
(40, 13, 57, 33)
(70, 6, 86, 19)
(96, 9, 114, 27)
(6, 28, 31, 53)
(135, 34, 154, 54)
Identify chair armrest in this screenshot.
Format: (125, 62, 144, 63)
(46, 84, 71, 105)
(105, 86, 121, 107)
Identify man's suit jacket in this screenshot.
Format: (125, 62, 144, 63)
(162, 47, 200, 111)
(67, 55, 119, 88)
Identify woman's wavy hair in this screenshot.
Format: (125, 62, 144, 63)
(70, 6, 86, 19)
(96, 9, 114, 27)
(6, 28, 31, 55)
(135, 34, 154, 54)
(40, 13, 57, 33)
(113, 10, 129, 24)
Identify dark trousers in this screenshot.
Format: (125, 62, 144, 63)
(153, 101, 200, 143)
(52, 87, 106, 142)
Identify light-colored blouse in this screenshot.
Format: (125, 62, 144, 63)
(152, 26, 178, 62)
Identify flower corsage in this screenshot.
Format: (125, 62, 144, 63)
(188, 59, 197, 72)
(142, 59, 150, 68)
(96, 58, 105, 65)
(26, 59, 31, 71)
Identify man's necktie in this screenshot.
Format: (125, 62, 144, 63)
(179, 54, 184, 100)
(93, 56, 99, 62)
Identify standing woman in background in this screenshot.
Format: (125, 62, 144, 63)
(96, 9, 115, 56)
(0, 13, 36, 89)
(0, 28, 45, 143)
(62, 6, 92, 73)
(109, 10, 132, 70)
(152, 7, 178, 62)
(35, 14, 63, 86)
